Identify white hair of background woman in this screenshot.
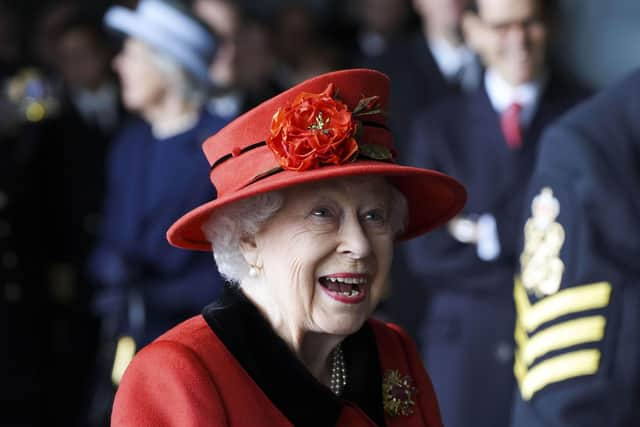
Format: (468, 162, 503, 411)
(202, 181, 409, 284)
(147, 46, 210, 108)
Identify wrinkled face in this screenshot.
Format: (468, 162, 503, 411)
(244, 176, 396, 337)
(112, 38, 167, 112)
(465, 0, 548, 85)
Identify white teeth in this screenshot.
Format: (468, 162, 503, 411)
(324, 276, 367, 284)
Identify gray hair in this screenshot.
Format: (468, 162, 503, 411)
(203, 192, 284, 283)
(147, 46, 210, 108)
(202, 182, 409, 284)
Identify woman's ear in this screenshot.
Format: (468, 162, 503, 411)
(239, 234, 260, 268)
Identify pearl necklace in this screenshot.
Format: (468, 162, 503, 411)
(329, 344, 347, 396)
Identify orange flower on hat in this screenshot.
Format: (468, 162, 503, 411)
(267, 83, 358, 171)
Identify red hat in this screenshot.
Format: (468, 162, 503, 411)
(168, 69, 466, 251)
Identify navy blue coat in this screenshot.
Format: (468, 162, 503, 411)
(400, 74, 587, 427)
(90, 110, 227, 345)
(512, 71, 640, 426)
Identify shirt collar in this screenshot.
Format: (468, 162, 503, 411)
(484, 69, 548, 125)
(71, 82, 120, 131)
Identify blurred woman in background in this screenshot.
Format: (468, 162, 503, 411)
(87, 1, 228, 424)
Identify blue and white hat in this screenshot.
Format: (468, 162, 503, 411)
(105, 0, 216, 87)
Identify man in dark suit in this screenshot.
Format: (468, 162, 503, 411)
(403, 1, 588, 426)
(357, 0, 481, 158)
(357, 0, 481, 333)
(511, 70, 640, 427)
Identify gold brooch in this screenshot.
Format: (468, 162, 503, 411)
(382, 370, 417, 416)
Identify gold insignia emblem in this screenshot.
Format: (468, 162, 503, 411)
(520, 187, 565, 297)
(382, 370, 417, 417)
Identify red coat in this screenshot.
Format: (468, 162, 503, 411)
(112, 310, 442, 427)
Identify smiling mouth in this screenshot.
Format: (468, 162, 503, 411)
(318, 275, 367, 300)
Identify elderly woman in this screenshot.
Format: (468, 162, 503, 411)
(111, 69, 466, 426)
(89, 0, 227, 392)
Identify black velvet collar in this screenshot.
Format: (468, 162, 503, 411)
(202, 285, 386, 427)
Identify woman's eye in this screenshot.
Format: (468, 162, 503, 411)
(311, 207, 332, 218)
(363, 210, 386, 222)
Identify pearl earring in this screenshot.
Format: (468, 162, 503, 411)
(249, 266, 258, 277)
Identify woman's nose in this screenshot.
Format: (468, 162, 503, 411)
(337, 217, 372, 260)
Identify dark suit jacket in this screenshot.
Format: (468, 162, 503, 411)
(511, 70, 640, 427)
(42, 96, 127, 273)
(356, 32, 479, 332)
(404, 73, 588, 297)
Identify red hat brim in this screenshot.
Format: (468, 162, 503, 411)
(167, 160, 466, 251)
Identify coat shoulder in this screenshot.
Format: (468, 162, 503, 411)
(112, 316, 229, 426)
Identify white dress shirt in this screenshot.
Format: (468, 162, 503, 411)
(484, 69, 548, 127)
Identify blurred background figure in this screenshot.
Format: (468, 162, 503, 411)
(349, 0, 414, 61)
(85, 1, 227, 424)
(193, 0, 240, 119)
(403, 0, 588, 426)
(355, 0, 481, 342)
(512, 68, 640, 427)
(411, 0, 480, 91)
(272, 2, 318, 85)
(33, 8, 128, 426)
(31, 1, 77, 76)
(194, 0, 283, 119)
(232, 14, 285, 102)
(1, 4, 50, 425)
(193, 0, 238, 90)
(52, 14, 122, 136)
(356, 0, 481, 156)
(43, 8, 124, 289)
(271, 1, 346, 86)
(2, 2, 115, 425)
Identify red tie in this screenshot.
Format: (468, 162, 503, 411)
(500, 102, 523, 149)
